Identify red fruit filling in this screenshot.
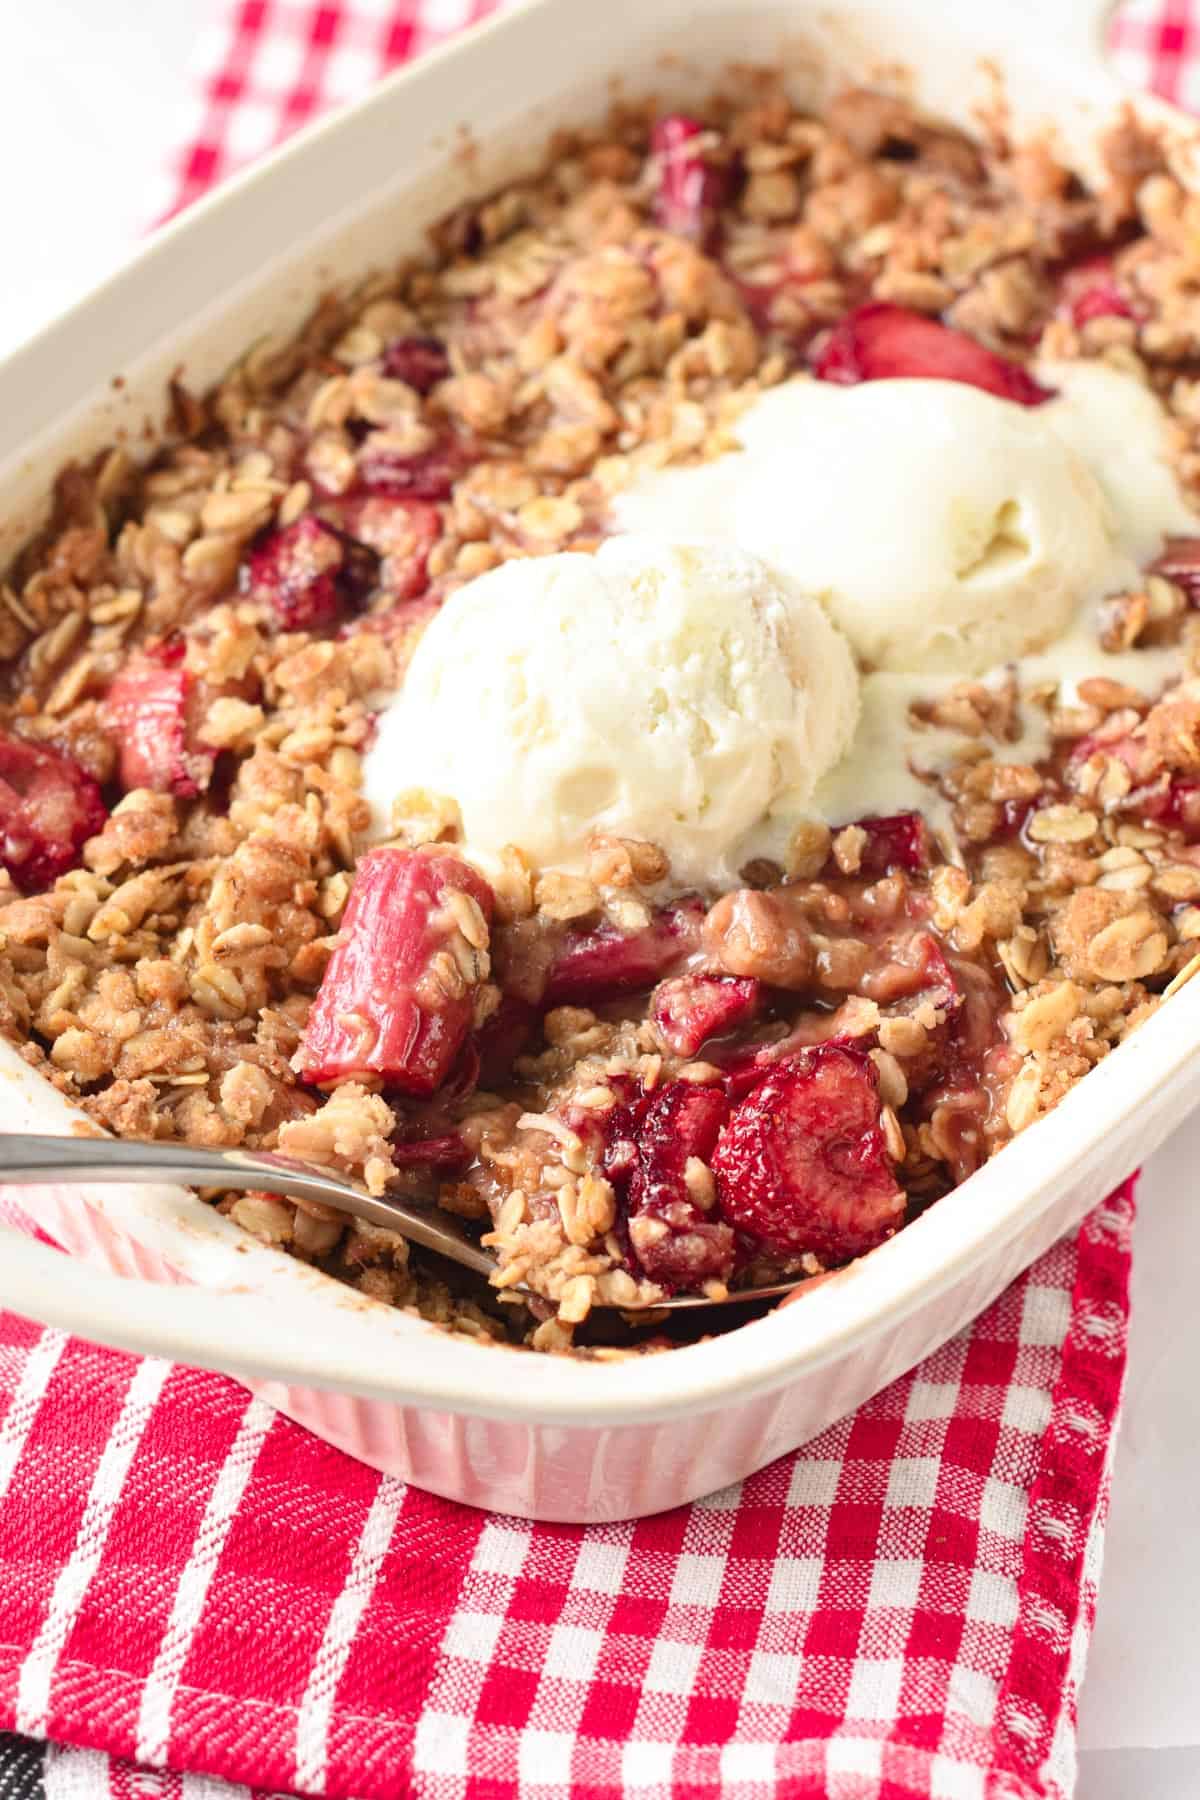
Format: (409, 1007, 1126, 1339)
(240, 516, 378, 630)
(299, 846, 495, 1096)
(1064, 728, 1147, 797)
(813, 302, 1053, 406)
(0, 731, 106, 892)
(357, 438, 468, 502)
(476, 993, 536, 1087)
(649, 114, 728, 246)
(710, 1043, 905, 1262)
(652, 973, 761, 1058)
(840, 812, 931, 877)
(1063, 730, 1200, 837)
(1141, 776, 1200, 837)
(105, 649, 213, 798)
(381, 335, 451, 394)
(390, 1133, 468, 1169)
(542, 900, 704, 1006)
(1148, 536, 1200, 606)
(904, 933, 961, 1015)
(1058, 255, 1143, 329)
(879, 934, 971, 1093)
(330, 497, 439, 601)
(603, 1079, 735, 1287)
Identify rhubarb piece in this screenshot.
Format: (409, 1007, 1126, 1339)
(649, 114, 728, 245)
(543, 900, 704, 1006)
(711, 1043, 904, 1261)
(240, 516, 378, 630)
(381, 335, 451, 394)
(1058, 255, 1142, 330)
(333, 497, 440, 601)
(105, 648, 213, 798)
(840, 812, 931, 878)
(1148, 537, 1200, 606)
(604, 1079, 735, 1287)
(0, 731, 106, 891)
(652, 973, 761, 1057)
(358, 438, 468, 502)
(299, 846, 495, 1096)
(813, 303, 1053, 406)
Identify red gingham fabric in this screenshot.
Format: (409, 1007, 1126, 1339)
(1110, 0, 1200, 109)
(0, 1187, 1134, 1800)
(161, 0, 504, 217)
(1, 1, 1190, 1795)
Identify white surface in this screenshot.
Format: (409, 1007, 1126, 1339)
(1, 5, 202, 349)
(0, 0, 1196, 1776)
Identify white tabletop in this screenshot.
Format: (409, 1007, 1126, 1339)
(5, 3, 1198, 1789)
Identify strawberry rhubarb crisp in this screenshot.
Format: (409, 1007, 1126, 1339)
(4, 82, 1200, 1354)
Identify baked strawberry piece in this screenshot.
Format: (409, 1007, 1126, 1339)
(652, 973, 761, 1057)
(649, 114, 728, 246)
(381, 335, 451, 394)
(542, 900, 704, 1006)
(105, 647, 214, 798)
(0, 731, 106, 892)
(711, 1043, 904, 1261)
(299, 846, 495, 1097)
(813, 303, 1053, 406)
(241, 515, 379, 630)
(604, 1079, 735, 1287)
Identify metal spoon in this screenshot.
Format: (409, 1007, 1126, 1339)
(0, 1133, 806, 1312)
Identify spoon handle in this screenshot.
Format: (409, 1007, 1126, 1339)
(0, 1134, 498, 1279)
(0, 1136, 808, 1312)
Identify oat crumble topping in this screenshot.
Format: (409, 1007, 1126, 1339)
(3, 81, 1200, 1355)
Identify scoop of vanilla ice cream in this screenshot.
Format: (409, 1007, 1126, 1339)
(614, 376, 1128, 677)
(1036, 356, 1198, 565)
(362, 536, 859, 888)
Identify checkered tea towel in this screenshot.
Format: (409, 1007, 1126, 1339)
(0, 1186, 1134, 1800)
(0, 0, 1184, 1795)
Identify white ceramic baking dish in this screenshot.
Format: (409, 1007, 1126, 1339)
(0, 0, 1193, 1523)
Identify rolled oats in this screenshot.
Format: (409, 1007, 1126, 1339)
(0, 82, 1195, 1354)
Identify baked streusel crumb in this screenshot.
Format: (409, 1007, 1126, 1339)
(3, 80, 1200, 1354)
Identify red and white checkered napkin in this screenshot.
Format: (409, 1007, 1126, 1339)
(0, 1186, 1134, 1800)
(0, 2, 1187, 1796)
